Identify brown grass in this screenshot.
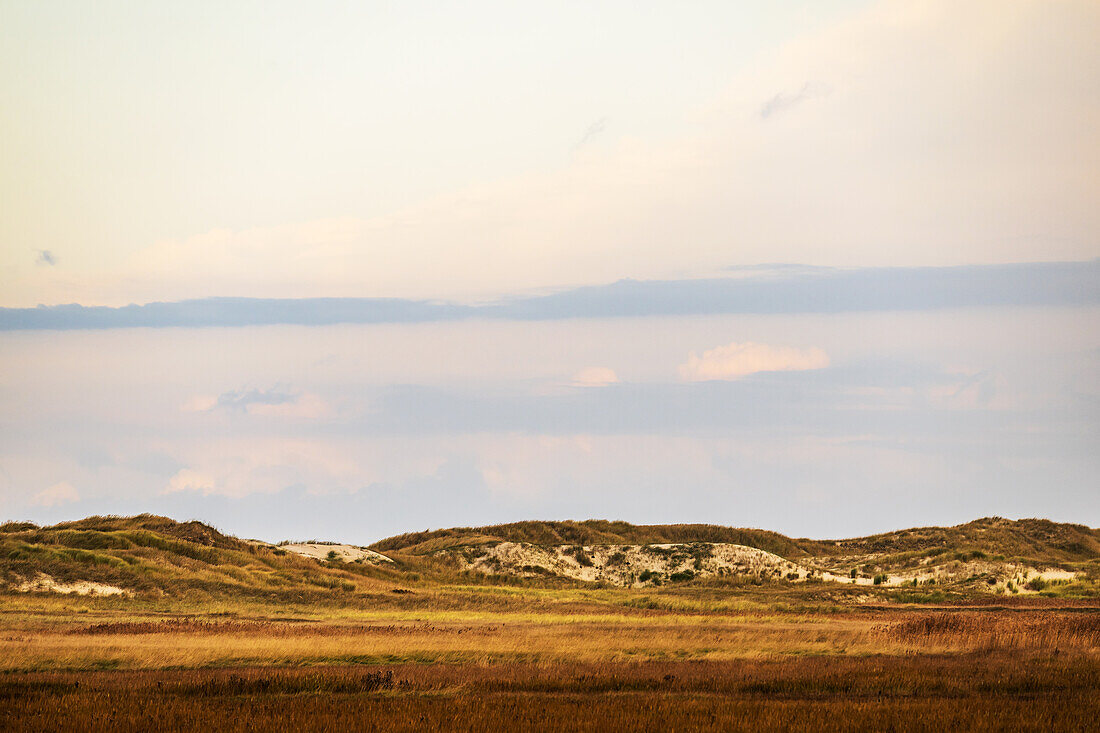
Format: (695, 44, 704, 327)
(2, 653, 1098, 732)
(883, 611, 1100, 649)
(1, 598, 1098, 730)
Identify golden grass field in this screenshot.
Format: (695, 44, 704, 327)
(2, 587, 1099, 732)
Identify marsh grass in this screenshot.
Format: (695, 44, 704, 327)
(882, 611, 1100, 650)
(2, 591, 1098, 730)
(2, 653, 1098, 732)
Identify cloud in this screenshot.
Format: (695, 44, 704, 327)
(157, 437, 434, 498)
(4, 317, 1096, 532)
(570, 367, 619, 387)
(216, 387, 296, 412)
(181, 395, 218, 412)
(165, 469, 216, 495)
(928, 370, 1001, 409)
(4, 260, 1097, 330)
(573, 117, 607, 149)
(494, 261, 1100, 320)
(248, 392, 331, 419)
(35, 250, 57, 266)
(678, 342, 829, 381)
(759, 82, 830, 119)
(184, 388, 332, 418)
(31, 481, 79, 507)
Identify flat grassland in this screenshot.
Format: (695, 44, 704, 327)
(2, 589, 1098, 731)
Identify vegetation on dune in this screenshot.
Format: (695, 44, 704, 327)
(797, 516, 1100, 563)
(44, 515, 246, 550)
(369, 519, 812, 557)
(366, 516, 1100, 596)
(4, 514, 1100, 600)
(0, 514, 408, 601)
(371, 516, 1100, 566)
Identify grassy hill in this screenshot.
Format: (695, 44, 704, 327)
(370, 520, 809, 558)
(371, 517, 1100, 595)
(0, 514, 405, 602)
(796, 517, 1100, 564)
(3, 514, 1098, 600)
(371, 517, 1100, 565)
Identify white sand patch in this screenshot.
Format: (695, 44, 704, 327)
(14, 572, 126, 596)
(281, 543, 393, 564)
(456, 542, 819, 587)
(820, 572, 874, 585)
(1030, 568, 1076, 581)
(819, 560, 1081, 594)
(997, 565, 1079, 594)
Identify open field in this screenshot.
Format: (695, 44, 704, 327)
(4, 653, 1100, 732)
(2, 516, 1099, 730)
(2, 591, 1099, 731)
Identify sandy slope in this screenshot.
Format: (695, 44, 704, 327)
(455, 541, 1080, 592)
(15, 572, 127, 596)
(457, 542, 816, 587)
(280, 543, 393, 564)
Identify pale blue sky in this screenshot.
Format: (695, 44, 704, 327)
(3, 299, 1097, 541)
(1, 0, 1097, 539)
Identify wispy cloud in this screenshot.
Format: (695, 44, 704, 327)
(215, 387, 297, 412)
(678, 342, 829, 381)
(570, 366, 619, 387)
(31, 481, 79, 507)
(159, 437, 384, 498)
(247, 392, 331, 419)
(760, 82, 830, 119)
(186, 387, 332, 419)
(165, 469, 216, 495)
(573, 117, 607, 149)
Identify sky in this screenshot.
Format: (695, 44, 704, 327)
(1, 0, 1098, 542)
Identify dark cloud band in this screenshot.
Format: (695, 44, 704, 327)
(2, 260, 1097, 331)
